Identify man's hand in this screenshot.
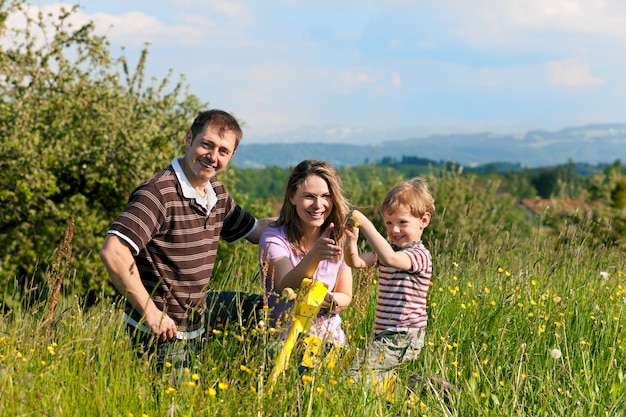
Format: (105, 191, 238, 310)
(145, 308, 178, 341)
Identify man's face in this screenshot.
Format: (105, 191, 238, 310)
(182, 125, 237, 185)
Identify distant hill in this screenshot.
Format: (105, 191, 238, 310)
(232, 123, 626, 168)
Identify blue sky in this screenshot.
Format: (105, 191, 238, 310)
(14, 0, 626, 142)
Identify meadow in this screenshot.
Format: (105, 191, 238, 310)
(1, 171, 625, 417)
(3, 4, 626, 414)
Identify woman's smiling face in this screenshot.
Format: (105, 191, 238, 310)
(289, 174, 333, 231)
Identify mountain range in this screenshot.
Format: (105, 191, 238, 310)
(232, 123, 626, 169)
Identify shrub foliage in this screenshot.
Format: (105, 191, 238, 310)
(0, 0, 204, 303)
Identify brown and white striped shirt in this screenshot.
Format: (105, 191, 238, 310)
(108, 159, 256, 334)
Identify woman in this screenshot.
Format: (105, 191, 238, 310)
(259, 159, 352, 344)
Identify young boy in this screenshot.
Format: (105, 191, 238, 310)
(344, 177, 435, 389)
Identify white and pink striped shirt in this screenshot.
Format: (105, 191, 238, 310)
(374, 241, 432, 334)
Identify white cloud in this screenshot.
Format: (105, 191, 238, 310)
(390, 72, 402, 87)
(548, 57, 604, 87)
(206, 0, 256, 24)
(90, 11, 209, 47)
(440, 0, 626, 47)
(5, 2, 257, 50)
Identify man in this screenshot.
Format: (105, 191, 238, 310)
(100, 109, 270, 368)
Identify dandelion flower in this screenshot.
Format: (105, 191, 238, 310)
(218, 382, 229, 390)
(206, 388, 217, 396)
(550, 348, 562, 360)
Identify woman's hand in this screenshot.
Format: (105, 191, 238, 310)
(312, 223, 342, 262)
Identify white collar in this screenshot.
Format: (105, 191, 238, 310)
(172, 157, 217, 212)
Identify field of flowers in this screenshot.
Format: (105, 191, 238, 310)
(1, 171, 625, 416)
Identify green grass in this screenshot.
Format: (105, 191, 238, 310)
(1, 217, 625, 416)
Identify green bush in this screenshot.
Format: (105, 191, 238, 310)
(611, 179, 626, 209)
(0, 0, 204, 304)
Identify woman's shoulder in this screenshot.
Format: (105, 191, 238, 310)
(260, 224, 286, 240)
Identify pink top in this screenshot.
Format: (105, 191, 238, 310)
(259, 225, 348, 344)
(259, 226, 348, 293)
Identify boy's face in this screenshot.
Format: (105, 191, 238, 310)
(383, 207, 430, 248)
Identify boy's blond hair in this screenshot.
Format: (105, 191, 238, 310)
(381, 177, 435, 218)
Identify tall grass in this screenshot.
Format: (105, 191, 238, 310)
(2, 181, 625, 416)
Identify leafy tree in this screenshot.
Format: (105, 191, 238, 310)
(0, 0, 204, 304)
(423, 165, 534, 264)
(611, 179, 626, 209)
(501, 169, 537, 198)
(531, 168, 558, 198)
(587, 160, 625, 202)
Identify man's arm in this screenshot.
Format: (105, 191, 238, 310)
(100, 234, 177, 340)
(245, 217, 276, 244)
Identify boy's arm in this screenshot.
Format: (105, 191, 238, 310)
(343, 220, 376, 268)
(351, 210, 413, 271)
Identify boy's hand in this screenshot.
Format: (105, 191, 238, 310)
(345, 210, 363, 229)
(344, 226, 359, 242)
